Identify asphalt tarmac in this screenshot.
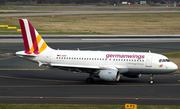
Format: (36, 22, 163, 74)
(1, 35, 180, 43)
(0, 10, 180, 17)
(0, 42, 180, 105)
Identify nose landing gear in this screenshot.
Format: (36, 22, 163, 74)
(149, 74, 154, 84)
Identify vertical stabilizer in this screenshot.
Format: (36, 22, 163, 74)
(19, 19, 48, 54)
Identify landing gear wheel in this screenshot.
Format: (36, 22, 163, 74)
(86, 77, 94, 83)
(149, 74, 154, 84)
(150, 80, 154, 84)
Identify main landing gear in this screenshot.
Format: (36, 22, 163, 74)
(86, 77, 94, 83)
(86, 73, 94, 83)
(149, 74, 154, 84)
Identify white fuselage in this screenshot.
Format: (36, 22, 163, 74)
(16, 48, 178, 75)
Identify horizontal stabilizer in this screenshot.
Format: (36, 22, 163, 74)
(38, 61, 47, 67)
(21, 54, 37, 57)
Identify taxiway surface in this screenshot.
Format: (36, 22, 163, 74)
(1, 35, 180, 43)
(0, 42, 180, 105)
(0, 10, 180, 17)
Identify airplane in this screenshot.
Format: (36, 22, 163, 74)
(15, 19, 178, 84)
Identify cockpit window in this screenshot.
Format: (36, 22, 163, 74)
(159, 59, 170, 62)
(159, 59, 162, 62)
(166, 59, 170, 62)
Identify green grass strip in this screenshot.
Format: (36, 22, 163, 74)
(162, 52, 180, 58)
(0, 104, 180, 109)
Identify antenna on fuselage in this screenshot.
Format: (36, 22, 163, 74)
(77, 48, 80, 51)
(149, 50, 151, 53)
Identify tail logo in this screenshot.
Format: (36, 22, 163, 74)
(19, 19, 47, 54)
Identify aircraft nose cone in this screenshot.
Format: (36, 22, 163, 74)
(171, 62, 178, 72)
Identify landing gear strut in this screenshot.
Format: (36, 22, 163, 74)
(86, 73, 94, 83)
(149, 74, 154, 84)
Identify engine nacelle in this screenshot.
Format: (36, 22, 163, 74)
(122, 74, 141, 78)
(98, 69, 120, 81)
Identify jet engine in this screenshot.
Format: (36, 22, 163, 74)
(122, 74, 141, 78)
(98, 69, 120, 81)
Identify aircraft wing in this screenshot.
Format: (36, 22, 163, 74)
(50, 63, 128, 72)
(50, 63, 100, 69)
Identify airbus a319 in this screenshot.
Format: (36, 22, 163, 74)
(15, 19, 178, 84)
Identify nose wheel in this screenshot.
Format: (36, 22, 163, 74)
(149, 74, 154, 84)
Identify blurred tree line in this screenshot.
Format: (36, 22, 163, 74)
(0, 0, 180, 5)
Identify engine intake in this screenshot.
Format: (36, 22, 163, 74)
(98, 69, 120, 81)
